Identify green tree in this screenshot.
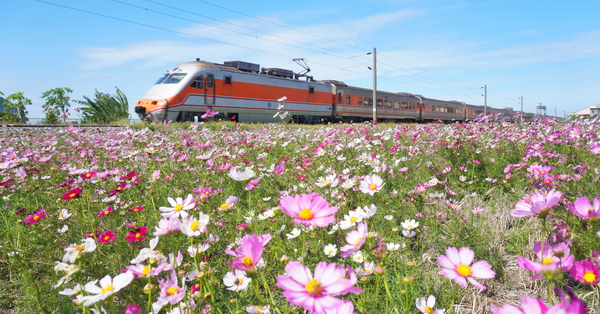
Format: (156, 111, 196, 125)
(76, 87, 129, 124)
(1, 92, 31, 123)
(0, 91, 5, 120)
(41, 87, 73, 124)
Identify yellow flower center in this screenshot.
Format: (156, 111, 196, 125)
(299, 208, 313, 220)
(305, 279, 323, 296)
(142, 265, 151, 276)
(74, 245, 86, 252)
(456, 264, 472, 277)
(350, 217, 357, 223)
(369, 184, 377, 190)
(583, 271, 597, 283)
(425, 306, 434, 314)
(353, 238, 363, 247)
(174, 204, 183, 212)
(190, 221, 200, 231)
(234, 278, 244, 286)
(542, 257, 554, 264)
(242, 256, 254, 267)
(33, 215, 40, 220)
(101, 285, 114, 295)
(167, 287, 180, 296)
(136, 233, 142, 238)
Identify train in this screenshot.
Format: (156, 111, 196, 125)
(134, 59, 532, 123)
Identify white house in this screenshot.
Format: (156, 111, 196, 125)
(568, 105, 600, 118)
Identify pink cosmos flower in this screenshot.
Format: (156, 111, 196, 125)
(570, 259, 600, 285)
(509, 189, 562, 218)
(61, 187, 82, 200)
(358, 174, 385, 195)
(516, 242, 574, 280)
(127, 262, 171, 278)
(98, 230, 117, 243)
(245, 177, 262, 191)
(278, 193, 338, 227)
(154, 270, 185, 310)
(589, 142, 600, 155)
(119, 171, 138, 181)
(125, 304, 142, 314)
(340, 222, 368, 258)
(226, 233, 271, 273)
(126, 227, 148, 243)
(568, 197, 600, 221)
(22, 208, 48, 225)
(438, 247, 496, 290)
(491, 288, 587, 314)
(276, 261, 362, 313)
(153, 216, 181, 236)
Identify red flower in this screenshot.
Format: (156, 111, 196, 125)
(126, 226, 147, 243)
(22, 208, 48, 225)
(61, 187, 82, 200)
(98, 206, 114, 217)
(120, 171, 138, 181)
(80, 171, 97, 180)
(98, 230, 117, 243)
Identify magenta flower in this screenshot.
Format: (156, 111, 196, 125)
(571, 259, 600, 285)
(568, 197, 600, 221)
(516, 242, 574, 280)
(98, 230, 117, 243)
(509, 189, 562, 218)
(126, 227, 148, 243)
(125, 304, 142, 314)
(61, 187, 82, 200)
(80, 171, 97, 180)
(22, 208, 48, 225)
(156, 270, 185, 307)
(226, 233, 271, 273)
(438, 247, 496, 290)
(97, 206, 114, 217)
(276, 261, 362, 313)
(340, 222, 368, 258)
(278, 193, 338, 227)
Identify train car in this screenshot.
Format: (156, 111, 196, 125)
(135, 59, 517, 124)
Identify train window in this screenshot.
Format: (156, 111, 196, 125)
(338, 92, 343, 103)
(155, 74, 169, 84)
(394, 101, 400, 108)
(376, 99, 383, 107)
(224, 76, 232, 85)
(163, 73, 187, 84)
(402, 101, 408, 109)
(346, 95, 351, 105)
(365, 97, 372, 107)
(384, 100, 392, 108)
(191, 75, 204, 89)
(432, 106, 436, 112)
(309, 86, 315, 94)
(358, 97, 363, 106)
(207, 74, 214, 88)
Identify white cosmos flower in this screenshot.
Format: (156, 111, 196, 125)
(58, 208, 72, 220)
(159, 194, 195, 219)
(386, 242, 401, 251)
(401, 219, 419, 230)
(180, 213, 210, 237)
(62, 238, 96, 263)
(416, 295, 445, 314)
(227, 167, 255, 181)
(286, 228, 302, 239)
(80, 271, 134, 306)
(223, 270, 251, 291)
(323, 244, 337, 257)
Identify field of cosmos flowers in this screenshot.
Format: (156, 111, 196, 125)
(1, 115, 600, 314)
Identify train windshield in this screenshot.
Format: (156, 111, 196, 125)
(154, 73, 187, 85)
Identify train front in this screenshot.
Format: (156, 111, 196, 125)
(134, 62, 197, 122)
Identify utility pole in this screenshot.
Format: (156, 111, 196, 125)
(372, 47, 377, 124)
(482, 85, 487, 116)
(520, 96, 523, 122)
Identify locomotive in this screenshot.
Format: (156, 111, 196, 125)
(134, 59, 521, 123)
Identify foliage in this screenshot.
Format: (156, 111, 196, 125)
(76, 87, 129, 124)
(41, 87, 73, 124)
(0, 117, 599, 313)
(0, 91, 31, 123)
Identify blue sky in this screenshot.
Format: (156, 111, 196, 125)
(2, 0, 599, 121)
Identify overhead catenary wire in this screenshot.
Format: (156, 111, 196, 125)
(34, 0, 519, 108)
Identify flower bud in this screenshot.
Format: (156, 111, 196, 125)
(374, 266, 385, 275)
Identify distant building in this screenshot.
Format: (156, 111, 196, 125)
(568, 104, 600, 119)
